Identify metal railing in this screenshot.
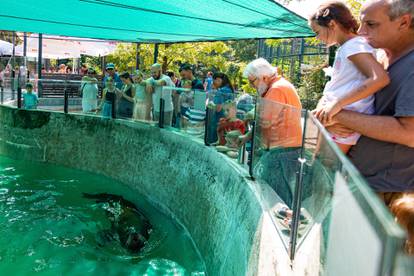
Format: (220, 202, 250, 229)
(0, 82, 411, 275)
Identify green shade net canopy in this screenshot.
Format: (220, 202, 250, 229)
(0, 0, 314, 43)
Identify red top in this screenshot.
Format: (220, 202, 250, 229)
(217, 118, 246, 145)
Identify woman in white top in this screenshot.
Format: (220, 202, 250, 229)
(80, 68, 99, 113)
(310, 1, 390, 153)
(132, 70, 152, 121)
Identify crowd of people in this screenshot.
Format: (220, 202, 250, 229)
(76, 61, 247, 145)
(11, 0, 414, 256)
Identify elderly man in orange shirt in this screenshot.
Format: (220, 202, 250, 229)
(240, 58, 302, 147)
(240, 58, 303, 207)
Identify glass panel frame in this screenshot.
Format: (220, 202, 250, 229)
(290, 111, 406, 273)
(251, 97, 303, 251)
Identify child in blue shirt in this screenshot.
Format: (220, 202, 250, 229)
(23, 83, 38, 109)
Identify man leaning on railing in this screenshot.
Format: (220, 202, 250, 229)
(238, 58, 302, 207)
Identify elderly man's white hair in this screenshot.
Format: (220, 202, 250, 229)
(387, 0, 414, 29)
(366, 0, 414, 28)
(243, 58, 277, 78)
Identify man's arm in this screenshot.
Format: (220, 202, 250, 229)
(335, 110, 414, 147)
(153, 79, 167, 86)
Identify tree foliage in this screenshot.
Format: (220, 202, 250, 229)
(298, 65, 328, 110)
(105, 40, 255, 88)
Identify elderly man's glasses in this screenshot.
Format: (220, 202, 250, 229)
(248, 77, 257, 85)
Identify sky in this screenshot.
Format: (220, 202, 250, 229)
(285, 0, 333, 18)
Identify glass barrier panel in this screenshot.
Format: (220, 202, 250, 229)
(291, 111, 342, 251)
(0, 76, 17, 107)
(67, 79, 86, 114)
(0, 56, 35, 108)
(162, 87, 207, 142)
(152, 85, 173, 128)
(1, 58, 15, 107)
(78, 76, 152, 123)
(324, 172, 384, 276)
(251, 97, 303, 250)
(129, 79, 153, 124)
(31, 78, 69, 112)
(325, 171, 406, 276)
(292, 111, 406, 275)
(206, 89, 252, 162)
(235, 93, 255, 165)
(393, 253, 414, 276)
(205, 89, 237, 145)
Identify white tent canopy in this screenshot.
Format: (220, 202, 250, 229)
(75, 38, 117, 57)
(0, 40, 13, 56)
(10, 34, 117, 59)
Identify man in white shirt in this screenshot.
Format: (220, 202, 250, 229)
(147, 63, 174, 126)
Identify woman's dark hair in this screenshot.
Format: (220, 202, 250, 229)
(119, 72, 133, 82)
(179, 63, 193, 73)
(310, 1, 359, 33)
(213, 72, 234, 92)
(166, 71, 175, 78)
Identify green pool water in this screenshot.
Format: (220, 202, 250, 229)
(0, 156, 206, 275)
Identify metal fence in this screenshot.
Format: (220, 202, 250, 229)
(257, 38, 329, 86)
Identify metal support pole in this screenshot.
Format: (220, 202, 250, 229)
(153, 44, 159, 64)
(135, 43, 141, 70)
(158, 98, 165, 128)
(37, 33, 43, 97)
(289, 39, 295, 80)
(289, 111, 308, 261)
(11, 32, 16, 101)
(12, 32, 16, 65)
(64, 81, 68, 113)
(204, 107, 211, 146)
(0, 84, 3, 104)
(23, 32, 27, 66)
(256, 39, 264, 58)
(17, 87, 22, 108)
(11, 67, 15, 101)
(297, 38, 305, 82)
(17, 70, 22, 108)
(22, 33, 28, 89)
(248, 121, 256, 179)
(289, 157, 307, 261)
(101, 56, 106, 74)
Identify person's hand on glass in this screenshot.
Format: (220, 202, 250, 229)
(326, 123, 355, 138)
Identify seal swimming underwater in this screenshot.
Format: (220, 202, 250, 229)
(83, 193, 152, 253)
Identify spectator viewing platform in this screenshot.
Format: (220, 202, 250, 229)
(0, 0, 413, 275)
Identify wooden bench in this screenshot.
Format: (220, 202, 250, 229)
(39, 74, 104, 98)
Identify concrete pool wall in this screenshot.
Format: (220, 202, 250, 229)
(0, 105, 317, 275)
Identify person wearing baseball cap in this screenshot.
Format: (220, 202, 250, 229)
(103, 63, 122, 89)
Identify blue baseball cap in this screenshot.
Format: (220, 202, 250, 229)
(106, 63, 115, 70)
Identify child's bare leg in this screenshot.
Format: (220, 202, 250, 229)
(182, 117, 188, 129)
(336, 142, 352, 154)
